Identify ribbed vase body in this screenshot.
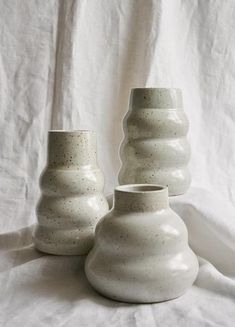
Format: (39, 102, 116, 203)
(33, 131, 109, 255)
(118, 88, 191, 196)
(85, 184, 198, 303)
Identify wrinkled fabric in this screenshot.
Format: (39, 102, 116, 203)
(0, 0, 235, 326)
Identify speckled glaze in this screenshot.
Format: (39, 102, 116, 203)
(118, 88, 191, 196)
(85, 184, 198, 303)
(33, 130, 109, 255)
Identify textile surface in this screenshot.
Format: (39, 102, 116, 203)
(0, 0, 235, 326)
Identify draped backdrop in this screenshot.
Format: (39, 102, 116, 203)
(0, 1, 235, 326)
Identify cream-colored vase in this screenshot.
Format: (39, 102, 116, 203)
(33, 130, 109, 255)
(118, 88, 191, 196)
(85, 184, 199, 303)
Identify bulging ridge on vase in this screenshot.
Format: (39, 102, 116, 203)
(33, 130, 109, 255)
(85, 184, 199, 303)
(118, 88, 191, 196)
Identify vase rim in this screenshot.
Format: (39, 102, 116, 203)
(130, 88, 182, 109)
(131, 87, 181, 92)
(115, 184, 167, 194)
(48, 129, 95, 133)
(114, 184, 169, 211)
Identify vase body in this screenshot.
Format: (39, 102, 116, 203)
(33, 130, 109, 255)
(118, 88, 191, 196)
(85, 184, 198, 303)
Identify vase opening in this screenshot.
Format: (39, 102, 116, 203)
(114, 184, 169, 212)
(115, 184, 166, 193)
(48, 130, 94, 133)
(47, 130, 97, 167)
(132, 87, 181, 92)
(130, 88, 182, 109)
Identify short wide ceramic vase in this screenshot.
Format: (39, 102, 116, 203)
(85, 184, 198, 303)
(118, 88, 191, 196)
(33, 130, 109, 255)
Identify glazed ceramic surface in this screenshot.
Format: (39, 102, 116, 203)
(118, 88, 191, 195)
(85, 184, 199, 303)
(33, 130, 109, 255)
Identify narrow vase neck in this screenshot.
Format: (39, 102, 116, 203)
(47, 130, 97, 167)
(114, 185, 169, 212)
(130, 88, 182, 109)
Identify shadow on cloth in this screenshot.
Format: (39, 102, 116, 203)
(0, 226, 129, 307)
(17, 254, 131, 308)
(0, 224, 35, 251)
(170, 187, 235, 277)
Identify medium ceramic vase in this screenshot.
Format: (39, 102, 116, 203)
(118, 88, 191, 196)
(33, 130, 109, 255)
(85, 184, 198, 303)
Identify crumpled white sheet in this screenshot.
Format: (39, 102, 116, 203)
(0, 0, 235, 326)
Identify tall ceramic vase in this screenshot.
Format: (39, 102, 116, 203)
(33, 130, 109, 255)
(85, 184, 198, 303)
(118, 88, 191, 196)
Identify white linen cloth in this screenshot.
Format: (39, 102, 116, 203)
(0, 0, 235, 326)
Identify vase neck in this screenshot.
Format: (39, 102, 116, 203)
(130, 88, 182, 109)
(47, 130, 97, 167)
(114, 185, 169, 212)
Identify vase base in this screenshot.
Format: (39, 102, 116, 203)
(33, 227, 94, 255)
(34, 243, 91, 256)
(88, 283, 188, 304)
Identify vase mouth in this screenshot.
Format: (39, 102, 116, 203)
(114, 184, 169, 211)
(48, 130, 95, 133)
(131, 87, 181, 92)
(115, 184, 167, 194)
(47, 129, 97, 167)
(130, 88, 182, 109)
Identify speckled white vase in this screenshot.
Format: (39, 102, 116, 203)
(33, 130, 109, 255)
(118, 88, 191, 196)
(85, 184, 198, 303)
